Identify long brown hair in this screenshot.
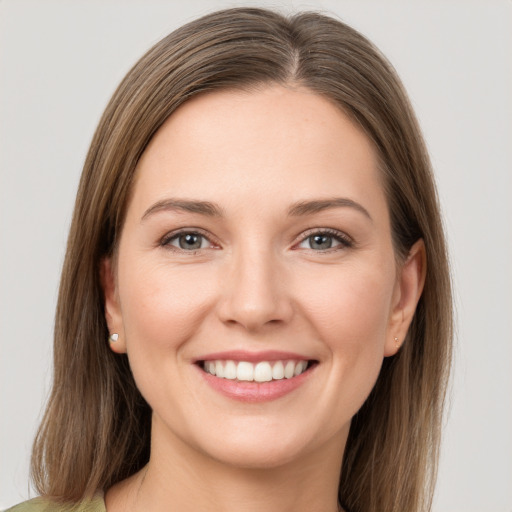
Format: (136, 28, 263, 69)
(31, 8, 452, 512)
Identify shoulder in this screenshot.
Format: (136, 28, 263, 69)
(4, 493, 105, 512)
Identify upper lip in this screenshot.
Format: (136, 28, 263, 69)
(194, 350, 314, 363)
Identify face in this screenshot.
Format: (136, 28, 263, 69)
(103, 85, 424, 469)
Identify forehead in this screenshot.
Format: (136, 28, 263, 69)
(130, 85, 385, 219)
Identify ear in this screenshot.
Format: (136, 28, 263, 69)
(384, 239, 426, 356)
(100, 257, 127, 354)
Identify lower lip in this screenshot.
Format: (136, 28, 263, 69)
(196, 365, 314, 403)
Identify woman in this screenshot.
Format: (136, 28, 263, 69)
(8, 7, 452, 512)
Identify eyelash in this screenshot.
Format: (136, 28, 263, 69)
(297, 227, 353, 252)
(160, 228, 216, 254)
(160, 227, 353, 254)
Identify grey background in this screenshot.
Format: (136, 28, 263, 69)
(1, 1, 511, 510)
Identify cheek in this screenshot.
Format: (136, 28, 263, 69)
(299, 262, 395, 346)
(118, 259, 217, 355)
(297, 262, 395, 411)
(116, 258, 220, 415)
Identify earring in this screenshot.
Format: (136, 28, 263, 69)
(394, 336, 400, 349)
(109, 333, 119, 343)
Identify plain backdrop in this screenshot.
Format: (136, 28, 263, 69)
(1, 1, 511, 510)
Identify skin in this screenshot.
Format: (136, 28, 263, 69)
(102, 85, 425, 512)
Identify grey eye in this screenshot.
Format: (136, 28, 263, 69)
(297, 230, 350, 251)
(308, 234, 334, 250)
(170, 233, 207, 250)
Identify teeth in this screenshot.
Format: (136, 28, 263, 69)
(284, 361, 295, 379)
(272, 361, 284, 380)
(224, 360, 237, 380)
(215, 360, 224, 378)
(294, 360, 307, 376)
(254, 362, 272, 382)
(237, 361, 254, 381)
(202, 359, 310, 382)
(206, 361, 215, 375)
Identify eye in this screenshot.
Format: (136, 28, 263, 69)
(161, 230, 214, 252)
(297, 229, 352, 251)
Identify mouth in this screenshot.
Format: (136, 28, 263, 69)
(198, 358, 317, 383)
(194, 353, 318, 402)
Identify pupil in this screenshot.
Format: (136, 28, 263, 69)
(179, 234, 201, 250)
(311, 234, 332, 250)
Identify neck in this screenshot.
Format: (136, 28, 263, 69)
(106, 417, 348, 512)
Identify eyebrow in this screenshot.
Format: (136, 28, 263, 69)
(141, 197, 372, 222)
(287, 197, 372, 220)
(141, 199, 225, 221)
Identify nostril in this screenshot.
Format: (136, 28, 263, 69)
(215, 267, 294, 330)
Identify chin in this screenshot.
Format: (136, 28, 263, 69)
(188, 416, 343, 470)
(204, 435, 310, 470)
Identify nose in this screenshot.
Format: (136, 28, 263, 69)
(217, 245, 294, 332)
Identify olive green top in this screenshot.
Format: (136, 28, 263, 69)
(4, 493, 105, 512)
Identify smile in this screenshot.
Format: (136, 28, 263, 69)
(201, 359, 310, 382)
(195, 353, 317, 402)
